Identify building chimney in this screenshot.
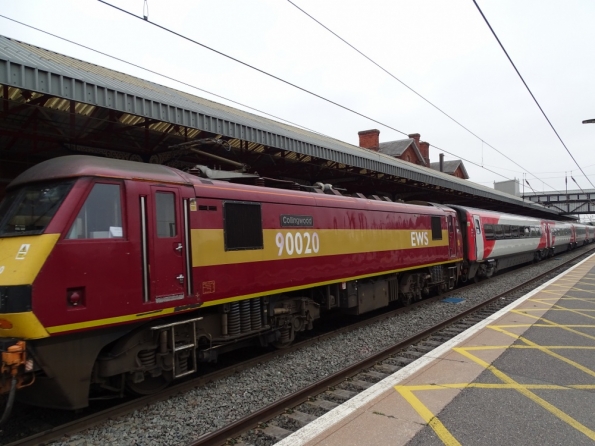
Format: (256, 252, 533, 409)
(408, 133, 421, 147)
(358, 129, 380, 151)
(439, 153, 444, 172)
(418, 141, 430, 166)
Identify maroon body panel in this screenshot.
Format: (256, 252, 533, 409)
(30, 164, 462, 333)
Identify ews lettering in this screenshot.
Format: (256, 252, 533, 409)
(410, 231, 429, 247)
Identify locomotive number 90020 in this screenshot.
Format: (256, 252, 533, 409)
(275, 231, 320, 256)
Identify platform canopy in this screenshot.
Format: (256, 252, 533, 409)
(0, 35, 570, 220)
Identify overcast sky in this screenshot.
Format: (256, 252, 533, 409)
(2, 0, 595, 193)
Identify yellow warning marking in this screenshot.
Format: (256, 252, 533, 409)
(394, 386, 461, 446)
(515, 307, 595, 312)
(464, 344, 595, 350)
(492, 325, 595, 329)
(566, 286, 595, 295)
(509, 310, 595, 341)
(388, 262, 595, 445)
(488, 327, 595, 379)
(548, 304, 595, 320)
(570, 297, 595, 305)
(539, 290, 572, 297)
(531, 297, 595, 305)
(402, 383, 595, 391)
(454, 348, 595, 441)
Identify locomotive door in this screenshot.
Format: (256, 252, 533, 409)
(447, 215, 456, 258)
(473, 214, 484, 261)
(146, 186, 187, 303)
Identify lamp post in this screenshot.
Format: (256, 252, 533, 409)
(582, 118, 595, 220)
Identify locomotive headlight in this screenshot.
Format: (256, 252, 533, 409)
(25, 359, 34, 372)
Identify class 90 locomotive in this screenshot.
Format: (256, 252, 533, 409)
(0, 155, 464, 411)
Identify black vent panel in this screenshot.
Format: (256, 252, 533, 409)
(224, 202, 263, 251)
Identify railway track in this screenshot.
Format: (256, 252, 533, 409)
(4, 245, 594, 446)
(192, 247, 595, 446)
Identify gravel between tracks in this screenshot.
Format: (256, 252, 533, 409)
(50, 247, 593, 446)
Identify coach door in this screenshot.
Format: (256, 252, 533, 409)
(473, 214, 484, 261)
(144, 186, 188, 304)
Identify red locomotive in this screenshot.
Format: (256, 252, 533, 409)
(0, 156, 590, 412)
(0, 156, 465, 410)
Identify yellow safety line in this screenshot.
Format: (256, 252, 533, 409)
(387, 263, 595, 445)
(394, 386, 461, 446)
(402, 383, 595, 391)
(530, 297, 595, 305)
(569, 297, 595, 305)
(568, 287, 595, 295)
(489, 324, 595, 329)
(454, 348, 595, 441)
(463, 344, 595, 350)
(514, 307, 595, 312)
(488, 327, 595, 378)
(509, 310, 595, 341)
(549, 304, 595, 320)
(538, 290, 569, 297)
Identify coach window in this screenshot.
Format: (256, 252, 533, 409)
(431, 216, 442, 240)
(484, 224, 495, 240)
(224, 202, 263, 250)
(66, 183, 123, 239)
(494, 225, 503, 239)
(155, 192, 177, 237)
(511, 226, 519, 237)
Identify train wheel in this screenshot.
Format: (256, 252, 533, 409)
(399, 294, 412, 306)
(272, 326, 294, 349)
(126, 373, 172, 395)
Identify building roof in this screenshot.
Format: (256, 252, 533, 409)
(430, 160, 470, 179)
(378, 138, 426, 164)
(0, 35, 566, 218)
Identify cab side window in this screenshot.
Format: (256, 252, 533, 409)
(155, 192, 177, 238)
(66, 183, 123, 239)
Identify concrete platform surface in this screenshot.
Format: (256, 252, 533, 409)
(276, 253, 595, 446)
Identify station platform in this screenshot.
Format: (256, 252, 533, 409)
(277, 254, 595, 446)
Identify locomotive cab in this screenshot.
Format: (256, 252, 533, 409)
(0, 158, 202, 410)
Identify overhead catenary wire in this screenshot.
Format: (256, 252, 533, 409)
(472, 0, 595, 190)
(571, 176, 588, 196)
(286, 0, 555, 189)
(524, 178, 537, 195)
(96, 0, 512, 181)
